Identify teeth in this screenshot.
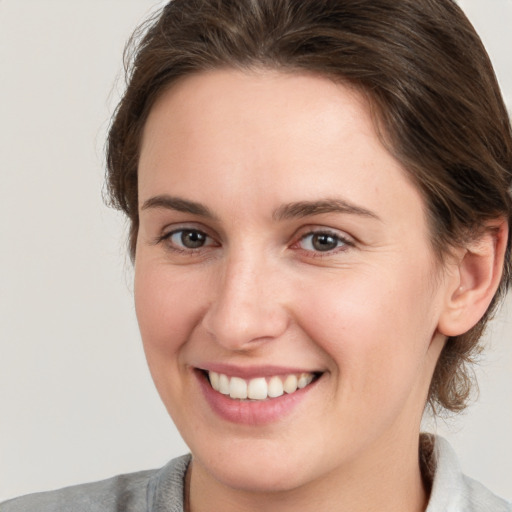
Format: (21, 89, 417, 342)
(268, 376, 284, 398)
(219, 373, 230, 395)
(229, 377, 247, 399)
(247, 377, 267, 400)
(298, 373, 314, 389)
(207, 371, 316, 401)
(283, 374, 298, 394)
(209, 371, 220, 391)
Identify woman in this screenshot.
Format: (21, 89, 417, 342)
(3, 0, 511, 510)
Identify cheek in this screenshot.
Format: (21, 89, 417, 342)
(133, 260, 210, 420)
(295, 264, 439, 397)
(134, 260, 203, 361)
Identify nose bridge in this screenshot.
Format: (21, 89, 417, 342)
(202, 245, 288, 349)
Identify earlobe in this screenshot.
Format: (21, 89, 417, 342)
(437, 220, 508, 337)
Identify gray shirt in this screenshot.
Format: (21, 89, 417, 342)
(2, 436, 511, 511)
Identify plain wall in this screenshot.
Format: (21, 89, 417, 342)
(1, 0, 511, 502)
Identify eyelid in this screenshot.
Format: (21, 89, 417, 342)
(290, 226, 355, 255)
(154, 223, 220, 251)
(152, 223, 354, 256)
(156, 221, 213, 239)
(292, 225, 355, 242)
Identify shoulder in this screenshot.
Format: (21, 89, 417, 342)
(0, 470, 154, 512)
(1, 454, 191, 512)
(425, 435, 512, 512)
(459, 474, 512, 512)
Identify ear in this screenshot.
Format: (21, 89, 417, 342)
(437, 220, 508, 337)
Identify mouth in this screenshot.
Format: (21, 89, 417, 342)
(195, 367, 324, 425)
(202, 369, 323, 401)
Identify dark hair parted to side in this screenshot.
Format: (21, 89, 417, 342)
(106, 0, 512, 413)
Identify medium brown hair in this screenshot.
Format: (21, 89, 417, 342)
(106, 0, 512, 413)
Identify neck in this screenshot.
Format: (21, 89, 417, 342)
(187, 429, 429, 512)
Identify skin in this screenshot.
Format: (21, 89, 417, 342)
(134, 69, 506, 512)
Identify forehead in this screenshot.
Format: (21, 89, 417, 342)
(141, 69, 373, 159)
(138, 69, 427, 236)
(140, 69, 376, 172)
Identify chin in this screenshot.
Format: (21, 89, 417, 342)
(195, 451, 317, 493)
(187, 430, 329, 495)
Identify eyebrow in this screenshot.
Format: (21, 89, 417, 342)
(272, 198, 380, 221)
(141, 194, 380, 222)
(141, 195, 217, 219)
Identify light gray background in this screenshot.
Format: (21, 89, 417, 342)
(1, 0, 511, 502)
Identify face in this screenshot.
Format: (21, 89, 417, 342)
(135, 69, 449, 494)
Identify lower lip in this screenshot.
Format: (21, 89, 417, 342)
(196, 371, 318, 426)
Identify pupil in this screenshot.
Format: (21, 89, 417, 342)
(312, 234, 337, 251)
(181, 230, 205, 248)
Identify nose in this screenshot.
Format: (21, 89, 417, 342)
(201, 251, 290, 351)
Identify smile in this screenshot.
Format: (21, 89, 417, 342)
(196, 367, 324, 425)
(207, 371, 317, 400)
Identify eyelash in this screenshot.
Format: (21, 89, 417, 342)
(155, 228, 217, 255)
(155, 227, 354, 257)
(294, 230, 353, 256)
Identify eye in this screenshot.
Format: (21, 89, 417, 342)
(297, 231, 351, 253)
(164, 228, 216, 250)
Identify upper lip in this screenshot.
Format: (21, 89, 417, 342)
(196, 363, 322, 379)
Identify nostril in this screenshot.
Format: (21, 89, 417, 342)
(200, 268, 290, 348)
(201, 309, 289, 350)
